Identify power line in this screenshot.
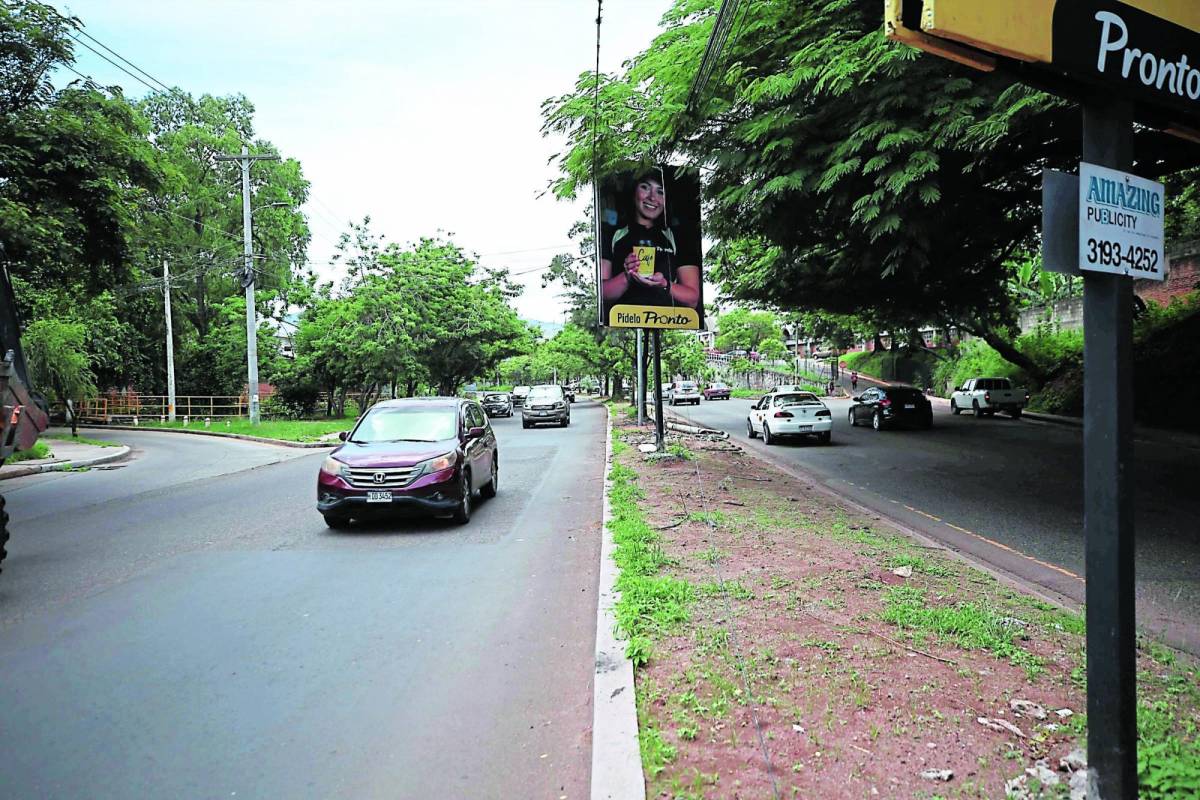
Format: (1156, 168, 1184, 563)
(68, 33, 164, 95)
(73, 28, 174, 94)
(687, 0, 744, 113)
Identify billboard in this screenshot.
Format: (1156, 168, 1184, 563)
(596, 165, 704, 330)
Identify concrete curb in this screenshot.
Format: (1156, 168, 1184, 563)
(78, 423, 337, 449)
(590, 406, 645, 800)
(1, 445, 132, 480)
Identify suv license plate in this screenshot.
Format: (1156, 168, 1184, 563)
(796, 425, 812, 432)
(904, 404, 916, 409)
(366, 490, 392, 503)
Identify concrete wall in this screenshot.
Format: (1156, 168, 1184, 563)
(1018, 296, 1085, 333)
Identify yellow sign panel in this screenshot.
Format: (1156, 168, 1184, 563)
(920, 0, 1200, 63)
(887, 0, 1200, 126)
(607, 305, 700, 330)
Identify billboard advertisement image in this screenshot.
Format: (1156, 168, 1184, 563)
(596, 165, 704, 330)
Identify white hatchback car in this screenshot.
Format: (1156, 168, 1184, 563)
(747, 391, 832, 445)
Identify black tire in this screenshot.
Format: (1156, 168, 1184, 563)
(747, 418, 758, 439)
(950, 400, 960, 416)
(763, 424, 775, 445)
(0, 494, 8, 576)
(561, 418, 570, 427)
(522, 420, 531, 429)
(973, 401, 983, 419)
(847, 408, 857, 427)
(1010, 408, 1022, 420)
(481, 456, 498, 498)
(819, 431, 831, 445)
(323, 513, 351, 529)
(922, 414, 933, 430)
(452, 470, 472, 525)
(872, 411, 883, 431)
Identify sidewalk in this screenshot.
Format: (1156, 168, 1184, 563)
(0, 435, 131, 480)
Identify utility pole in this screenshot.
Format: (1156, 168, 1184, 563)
(636, 329, 645, 425)
(216, 145, 278, 424)
(163, 260, 176, 422)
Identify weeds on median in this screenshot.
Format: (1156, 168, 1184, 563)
(608, 461, 694, 666)
(880, 585, 1045, 680)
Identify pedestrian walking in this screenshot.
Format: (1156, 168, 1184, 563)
(851, 371, 859, 392)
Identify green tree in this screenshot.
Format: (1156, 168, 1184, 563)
(714, 308, 781, 352)
(23, 318, 96, 435)
(542, 0, 1196, 386)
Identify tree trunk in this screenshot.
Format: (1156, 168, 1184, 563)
(873, 331, 885, 352)
(961, 322, 1049, 386)
(611, 373, 624, 401)
(65, 397, 77, 437)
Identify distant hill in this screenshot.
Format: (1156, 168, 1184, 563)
(526, 319, 564, 338)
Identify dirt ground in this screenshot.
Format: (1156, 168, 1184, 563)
(609, 412, 1199, 800)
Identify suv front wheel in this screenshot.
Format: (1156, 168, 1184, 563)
(452, 470, 472, 524)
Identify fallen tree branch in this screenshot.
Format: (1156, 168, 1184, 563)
(870, 631, 957, 666)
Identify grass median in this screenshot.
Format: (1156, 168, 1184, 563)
(606, 403, 1199, 799)
(132, 418, 352, 443)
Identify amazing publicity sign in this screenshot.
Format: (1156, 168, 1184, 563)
(595, 165, 705, 330)
(886, 1, 1200, 131)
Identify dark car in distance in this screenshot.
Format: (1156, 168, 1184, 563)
(848, 386, 933, 431)
(317, 397, 498, 528)
(481, 392, 512, 417)
(703, 382, 731, 401)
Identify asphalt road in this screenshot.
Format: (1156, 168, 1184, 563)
(0, 403, 606, 799)
(669, 396, 1200, 653)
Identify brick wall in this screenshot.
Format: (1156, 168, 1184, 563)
(1135, 252, 1200, 307)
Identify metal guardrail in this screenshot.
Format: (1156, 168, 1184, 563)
(73, 396, 250, 422)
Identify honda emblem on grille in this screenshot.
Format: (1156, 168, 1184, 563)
(373, 472, 386, 484)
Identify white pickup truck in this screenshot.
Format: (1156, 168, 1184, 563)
(950, 377, 1029, 419)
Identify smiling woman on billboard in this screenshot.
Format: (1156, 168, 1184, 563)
(597, 165, 703, 329)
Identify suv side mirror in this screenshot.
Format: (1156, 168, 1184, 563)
(338, 430, 349, 441)
(466, 425, 486, 440)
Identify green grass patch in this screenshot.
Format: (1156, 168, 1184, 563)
(608, 457, 694, 665)
(1139, 699, 1200, 799)
(138, 418, 350, 442)
(887, 553, 954, 577)
(666, 442, 694, 460)
(7, 440, 51, 463)
(880, 585, 1044, 679)
(44, 433, 119, 448)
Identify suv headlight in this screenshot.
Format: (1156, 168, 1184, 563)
(320, 456, 348, 478)
(418, 453, 456, 474)
(554, 401, 566, 409)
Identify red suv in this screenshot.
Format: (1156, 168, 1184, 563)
(317, 397, 498, 527)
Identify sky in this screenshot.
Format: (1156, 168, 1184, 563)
(54, 0, 672, 324)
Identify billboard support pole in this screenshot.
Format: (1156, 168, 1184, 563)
(1081, 99, 1137, 800)
(636, 328, 646, 425)
(652, 329, 665, 451)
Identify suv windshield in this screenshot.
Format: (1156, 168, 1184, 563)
(527, 386, 563, 401)
(485, 393, 507, 401)
(887, 389, 925, 402)
(352, 407, 458, 443)
(679, 382, 697, 391)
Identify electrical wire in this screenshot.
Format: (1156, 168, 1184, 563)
(73, 28, 174, 94)
(591, 0, 603, 330)
(68, 34, 165, 96)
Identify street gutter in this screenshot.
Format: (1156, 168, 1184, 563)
(77, 423, 337, 449)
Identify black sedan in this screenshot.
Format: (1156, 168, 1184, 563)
(848, 386, 933, 430)
(481, 392, 513, 417)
